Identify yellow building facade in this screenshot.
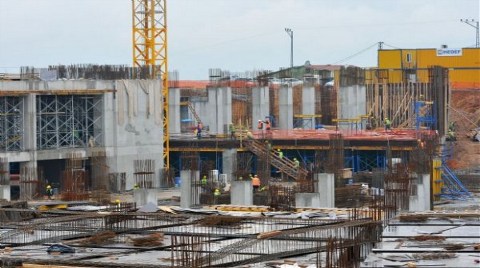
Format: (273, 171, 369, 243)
(366, 47, 480, 89)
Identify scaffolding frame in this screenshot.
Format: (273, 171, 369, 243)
(36, 95, 103, 150)
(0, 96, 24, 151)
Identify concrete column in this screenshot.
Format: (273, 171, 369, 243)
(279, 85, 293, 130)
(133, 188, 158, 207)
(422, 173, 432, 211)
(252, 86, 270, 124)
(222, 149, 237, 182)
(296, 193, 321, 208)
(315, 173, 335, 208)
(302, 85, 315, 115)
(205, 86, 232, 135)
(23, 94, 36, 151)
(168, 87, 181, 134)
(230, 180, 253, 205)
(180, 170, 200, 208)
(0, 185, 10, 201)
(409, 174, 431, 212)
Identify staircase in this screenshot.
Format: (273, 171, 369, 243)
(245, 139, 308, 181)
(438, 164, 472, 200)
(187, 101, 202, 124)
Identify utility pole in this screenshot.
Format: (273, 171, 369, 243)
(460, 19, 479, 48)
(285, 28, 293, 68)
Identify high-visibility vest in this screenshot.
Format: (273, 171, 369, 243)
(252, 177, 260, 187)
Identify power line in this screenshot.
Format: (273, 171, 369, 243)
(333, 42, 378, 64)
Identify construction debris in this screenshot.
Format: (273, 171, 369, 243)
(126, 233, 165, 247)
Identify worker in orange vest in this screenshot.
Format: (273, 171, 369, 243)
(252, 175, 261, 192)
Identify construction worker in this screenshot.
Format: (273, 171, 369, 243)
(384, 118, 391, 131)
(214, 188, 221, 196)
(200, 175, 208, 192)
(447, 129, 456, 141)
(293, 158, 300, 168)
(252, 175, 261, 192)
(196, 122, 202, 139)
(277, 149, 283, 159)
(257, 120, 264, 130)
(46, 184, 53, 200)
(265, 118, 271, 131)
(229, 123, 236, 140)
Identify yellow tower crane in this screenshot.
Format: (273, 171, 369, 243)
(132, 0, 169, 169)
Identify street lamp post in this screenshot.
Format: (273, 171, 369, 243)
(285, 28, 293, 68)
(460, 19, 479, 48)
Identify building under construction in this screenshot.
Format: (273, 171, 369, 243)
(0, 62, 476, 267)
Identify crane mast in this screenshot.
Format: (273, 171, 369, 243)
(132, 0, 169, 169)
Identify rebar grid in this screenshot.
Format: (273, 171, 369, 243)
(134, 159, 155, 188)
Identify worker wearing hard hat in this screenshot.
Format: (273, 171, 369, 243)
(293, 158, 300, 168)
(252, 175, 261, 192)
(384, 118, 391, 131)
(46, 185, 53, 200)
(277, 149, 283, 159)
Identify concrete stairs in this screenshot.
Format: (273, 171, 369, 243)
(246, 139, 308, 181)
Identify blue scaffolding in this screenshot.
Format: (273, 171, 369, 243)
(437, 144, 472, 200)
(414, 101, 436, 130)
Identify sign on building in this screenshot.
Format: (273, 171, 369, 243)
(436, 48, 462, 56)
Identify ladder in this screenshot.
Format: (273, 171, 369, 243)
(187, 101, 202, 124)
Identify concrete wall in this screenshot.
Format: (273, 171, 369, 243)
(338, 85, 366, 126)
(168, 87, 181, 134)
(194, 86, 232, 135)
(105, 80, 164, 189)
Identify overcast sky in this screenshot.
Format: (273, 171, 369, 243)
(0, 0, 478, 79)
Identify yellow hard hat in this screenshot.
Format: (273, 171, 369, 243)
(46, 185, 51, 189)
(115, 199, 120, 203)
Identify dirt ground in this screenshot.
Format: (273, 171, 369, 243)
(447, 90, 480, 170)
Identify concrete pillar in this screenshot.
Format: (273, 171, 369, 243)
(168, 87, 181, 134)
(302, 85, 315, 115)
(205, 86, 232, 135)
(279, 85, 293, 130)
(295, 193, 321, 208)
(422, 173, 432, 211)
(409, 174, 431, 212)
(230, 180, 253, 205)
(315, 173, 335, 208)
(133, 188, 158, 207)
(180, 170, 200, 208)
(252, 86, 270, 124)
(222, 149, 236, 182)
(0, 185, 10, 201)
(23, 94, 37, 151)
